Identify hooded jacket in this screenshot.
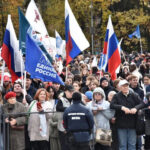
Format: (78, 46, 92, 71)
(87, 87, 115, 130)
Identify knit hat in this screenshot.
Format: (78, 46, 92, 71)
(72, 92, 81, 101)
(85, 91, 93, 101)
(5, 91, 16, 100)
(100, 77, 108, 85)
(93, 87, 106, 99)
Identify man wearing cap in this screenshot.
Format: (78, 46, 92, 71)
(2, 91, 26, 150)
(110, 80, 145, 150)
(56, 84, 74, 150)
(63, 92, 94, 150)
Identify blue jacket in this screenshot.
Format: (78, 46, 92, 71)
(63, 101, 94, 142)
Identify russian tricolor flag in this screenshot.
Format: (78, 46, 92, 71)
(65, 0, 90, 65)
(99, 16, 121, 80)
(1, 15, 24, 82)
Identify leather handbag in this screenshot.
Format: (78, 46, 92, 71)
(95, 128, 112, 146)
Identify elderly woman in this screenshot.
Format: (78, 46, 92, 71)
(87, 87, 114, 150)
(2, 91, 26, 150)
(28, 88, 52, 150)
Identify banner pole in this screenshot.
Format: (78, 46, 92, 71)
(139, 38, 143, 54)
(23, 71, 26, 100)
(1, 61, 5, 87)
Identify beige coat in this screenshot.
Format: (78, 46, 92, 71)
(28, 100, 52, 141)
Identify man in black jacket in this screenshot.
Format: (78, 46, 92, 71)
(129, 75, 144, 150)
(110, 80, 145, 150)
(56, 85, 74, 150)
(63, 92, 94, 150)
(129, 75, 144, 100)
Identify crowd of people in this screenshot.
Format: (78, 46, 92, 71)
(0, 51, 150, 150)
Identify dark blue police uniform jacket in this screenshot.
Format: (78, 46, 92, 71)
(63, 101, 94, 143)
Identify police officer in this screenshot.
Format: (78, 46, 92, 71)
(63, 92, 94, 150)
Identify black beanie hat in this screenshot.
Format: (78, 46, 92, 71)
(100, 77, 108, 85)
(72, 92, 82, 101)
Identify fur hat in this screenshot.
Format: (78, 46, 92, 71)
(72, 92, 81, 101)
(5, 91, 16, 100)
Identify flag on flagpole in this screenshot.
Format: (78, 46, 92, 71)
(65, 0, 90, 65)
(128, 25, 141, 39)
(115, 38, 123, 74)
(28, 27, 53, 63)
(19, 8, 53, 63)
(26, 0, 55, 59)
(107, 16, 121, 80)
(25, 0, 48, 36)
(98, 16, 121, 80)
(18, 7, 30, 54)
(55, 30, 64, 57)
(98, 16, 110, 71)
(1, 15, 24, 82)
(25, 33, 64, 85)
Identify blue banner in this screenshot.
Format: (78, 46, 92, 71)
(25, 34, 64, 85)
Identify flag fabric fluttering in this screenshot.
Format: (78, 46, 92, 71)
(115, 38, 123, 74)
(25, 0, 48, 36)
(1, 15, 24, 82)
(128, 25, 141, 39)
(91, 56, 97, 67)
(26, 0, 55, 59)
(25, 33, 64, 85)
(98, 17, 110, 71)
(19, 8, 53, 63)
(18, 7, 30, 54)
(98, 16, 121, 80)
(65, 0, 90, 65)
(55, 30, 64, 57)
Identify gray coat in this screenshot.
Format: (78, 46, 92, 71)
(49, 112, 61, 150)
(2, 101, 26, 150)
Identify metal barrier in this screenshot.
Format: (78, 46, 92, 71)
(0, 111, 55, 150)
